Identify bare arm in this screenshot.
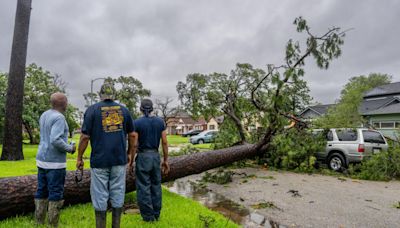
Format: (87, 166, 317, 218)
(128, 132, 138, 167)
(161, 130, 169, 162)
(76, 134, 90, 170)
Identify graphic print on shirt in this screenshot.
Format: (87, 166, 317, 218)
(101, 106, 124, 132)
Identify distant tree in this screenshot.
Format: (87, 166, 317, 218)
(83, 76, 151, 118)
(2, 0, 32, 160)
(114, 76, 151, 118)
(0, 73, 7, 143)
(65, 104, 80, 138)
(315, 73, 392, 128)
(155, 97, 176, 123)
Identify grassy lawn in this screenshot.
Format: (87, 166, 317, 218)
(167, 135, 213, 150)
(0, 190, 238, 228)
(0, 135, 235, 227)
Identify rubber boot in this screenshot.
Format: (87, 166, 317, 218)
(112, 207, 123, 228)
(34, 198, 48, 225)
(48, 200, 64, 227)
(95, 211, 107, 228)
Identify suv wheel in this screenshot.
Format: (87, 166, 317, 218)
(198, 139, 204, 144)
(328, 153, 345, 171)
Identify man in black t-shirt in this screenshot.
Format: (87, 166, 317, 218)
(130, 98, 170, 222)
(77, 82, 135, 228)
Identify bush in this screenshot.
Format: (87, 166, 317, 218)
(356, 147, 400, 181)
(265, 128, 325, 172)
(170, 144, 200, 157)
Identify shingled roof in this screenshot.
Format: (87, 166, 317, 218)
(364, 82, 400, 98)
(299, 104, 335, 116)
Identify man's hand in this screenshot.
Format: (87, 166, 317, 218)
(71, 144, 76, 154)
(161, 160, 170, 175)
(128, 154, 135, 175)
(76, 159, 84, 171)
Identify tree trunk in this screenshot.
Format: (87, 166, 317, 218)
(23, 122, 35, 144)
(0, 144, 259, 220)
(1, 0, 32, 161)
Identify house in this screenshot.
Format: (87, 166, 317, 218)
(166, 111, 207, 135)
(298, 104, 335, 120)
(207, 116, 224, 131)
(361, 82, 400, 139)
(300, 82, 400, 139)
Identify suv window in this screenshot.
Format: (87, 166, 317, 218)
(363, 131, 385, 144)
(326, 131, 333, 141)
(336, 129, 358, 141)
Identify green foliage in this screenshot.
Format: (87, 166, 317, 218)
(355, 147, 400, 181)
(266, 128, 325, 172)
(0, 73, 7, 142)
(201, 169, 234, 185)
(65, 104, 80, 138)
(170, 144, 200, 157)
(315, 73, 392, 128)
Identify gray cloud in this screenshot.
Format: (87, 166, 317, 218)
(1, 0, 399, 110)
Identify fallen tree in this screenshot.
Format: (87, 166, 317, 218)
(0, 144, 258, 220)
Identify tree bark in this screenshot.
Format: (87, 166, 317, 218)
(1, 0, 32, 161)
(0, 144, 259, 220)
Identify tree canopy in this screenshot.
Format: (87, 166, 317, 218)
(178, 17, 346, 148)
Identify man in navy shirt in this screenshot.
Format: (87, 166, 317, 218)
(130, 98, 169, 222)
(76, 82, 135, 228)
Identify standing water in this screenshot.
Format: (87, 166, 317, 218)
(166, 180, 281, 227)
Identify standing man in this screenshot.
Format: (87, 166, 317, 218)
(130, 98, 170, 222)
(35, 93, 76, 227)
(76, 82, 135, 228)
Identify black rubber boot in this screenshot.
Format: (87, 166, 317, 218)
(95, 210, 107, 228)
(112, 207, 123, 228)
(34, 198, 48, 225)
(48, 200, 64, 227)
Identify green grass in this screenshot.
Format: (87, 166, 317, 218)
(0, 189, 239, 228)
(0, 135, 236, 227)
(0, 135, 91, 178)
(167, 135, 190, 146)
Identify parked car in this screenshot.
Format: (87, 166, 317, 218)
(313, 128, 388, 171)
(181, 129, 203, 137)
(190, 130, 218, 144)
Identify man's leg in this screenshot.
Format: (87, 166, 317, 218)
(47, 168, 66, 228)
(135, 153, 155, 221)
(109, 165, 126, 228)
(90, 168, 110, 228)
(34, 168, 49, 225)
(150, 154, 162, 220)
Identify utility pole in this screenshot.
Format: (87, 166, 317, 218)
(90, 77, 106, 105)
(1, 0, 32, 161)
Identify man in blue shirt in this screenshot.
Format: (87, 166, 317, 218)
(35, 93, 76, 227)
(130, 98, 170, 222)
(76, 82, 135, 228)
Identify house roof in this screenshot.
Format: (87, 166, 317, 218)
(363, 102, 400, 115)
(363, 82, 400, 98)
(359, 96, 400, 115)
(299, 104, 335, 117)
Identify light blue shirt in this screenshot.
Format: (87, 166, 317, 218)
(36, 109, 73, 169)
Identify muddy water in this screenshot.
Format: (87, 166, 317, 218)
(167, 180, 280, 227)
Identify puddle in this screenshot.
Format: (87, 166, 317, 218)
(167, 180, 281, 227)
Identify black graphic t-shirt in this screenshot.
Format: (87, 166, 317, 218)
(82, 100, 134, 168)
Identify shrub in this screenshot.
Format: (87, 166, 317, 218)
(356, 146, 400, 181)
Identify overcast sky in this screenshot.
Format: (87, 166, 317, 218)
(1, 0, 399, 110)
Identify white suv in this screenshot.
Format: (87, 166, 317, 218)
(314, 128, 388, 171)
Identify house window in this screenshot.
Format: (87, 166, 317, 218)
(396, 122, 400, 129)
(380, 122, 395, 129)
(372, 122, 380, 129)
(209, 125, 215, 130)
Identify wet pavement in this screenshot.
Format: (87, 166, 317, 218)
(166, 180, 281, 227)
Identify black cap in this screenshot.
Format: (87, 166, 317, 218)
(140, 98, 153, 112)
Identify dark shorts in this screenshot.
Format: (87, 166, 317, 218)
(35, 167, 66, 201)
